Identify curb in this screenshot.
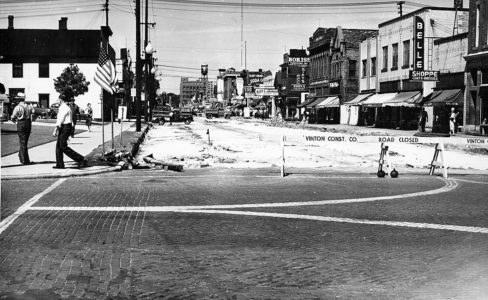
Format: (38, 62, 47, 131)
(2, 126, 151, 180)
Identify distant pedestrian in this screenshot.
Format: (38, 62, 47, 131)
(85, 103, 93, 131)
(69, 101, 80, 137)
(52, 92, 88, 169)
(10, 92, 35, 165)
(449, 107, 459, 135)
(418, 107, 428, 132)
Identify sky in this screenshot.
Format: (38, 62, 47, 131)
(1, 0, 466, 94)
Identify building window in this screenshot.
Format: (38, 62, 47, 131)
(476, 4, 481, 47)
(39, 61, 49, 78)
(12, 62, 23, 78)
(349, 60, 357, 78)
(39, 93, 49, 108)
(371, 57, 377, 76)
(482, 69, 488, 85)
(402, 40, 410, 68)
(382, 46, 388, 72)
(391, 43, 398, 70)
(362, 59, 367, 77)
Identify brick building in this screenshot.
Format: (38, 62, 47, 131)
(305, 27, 377, 124)
(464, 0, 488, 134)
(277, 49, 309, 119)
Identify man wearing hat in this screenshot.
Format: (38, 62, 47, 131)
(10, 92, 35, 165)
(52, 89, 88, 169)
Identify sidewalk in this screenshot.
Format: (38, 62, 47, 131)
(1, 121, 136, 180)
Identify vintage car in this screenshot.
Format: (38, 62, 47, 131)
(152, 106, 193, 125)
(25, 101, 51, 119)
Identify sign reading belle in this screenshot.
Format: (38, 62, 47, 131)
(410, 16, 439, 81)
(414, 16, 424, 71)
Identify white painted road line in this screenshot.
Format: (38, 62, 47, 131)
(0, 178, 66, 235)
(176, 210, 488, 234)
(28, 178, 457, 211)
(455, 179, 488, 185)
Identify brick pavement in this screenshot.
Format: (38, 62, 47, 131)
(1, 171, 488, 299)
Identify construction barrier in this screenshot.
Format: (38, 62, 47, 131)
(281, 134, 488, 178)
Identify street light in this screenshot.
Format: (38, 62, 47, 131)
(144, 42, 154, 121)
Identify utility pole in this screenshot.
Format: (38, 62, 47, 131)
(144, 0, 149, 122)
(397, 1, 405, 16)
(104, 0, 109, 26)
(135, 0, 142, 132)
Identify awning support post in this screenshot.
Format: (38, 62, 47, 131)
(281, 135, 286, 177)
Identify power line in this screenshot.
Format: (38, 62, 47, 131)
(0, 9, 102, 19)
(153, 0, 404, 8)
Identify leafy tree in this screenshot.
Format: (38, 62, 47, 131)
(53, 63, 90, 98)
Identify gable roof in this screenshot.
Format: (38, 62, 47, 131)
(0, 28, 101, 63)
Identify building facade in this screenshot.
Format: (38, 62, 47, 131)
(464, 0, 488, 134)
(179, 77, 208, 107)
(278, 49, 309, 119)
(0, 16, 113, 119)
(307, 27, 378, 124)
(359, 6, 469, 129)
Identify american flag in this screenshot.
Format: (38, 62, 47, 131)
(94, 41, 116, 94)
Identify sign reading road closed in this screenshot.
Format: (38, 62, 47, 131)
(410, 70, 439, 81)
(297, 134, 488, 145)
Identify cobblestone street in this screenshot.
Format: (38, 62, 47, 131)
(1, 169, 487, 299)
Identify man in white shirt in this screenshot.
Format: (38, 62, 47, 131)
(52, 92, 88, 169)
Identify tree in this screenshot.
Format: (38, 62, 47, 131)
(53, 63, 90, 98)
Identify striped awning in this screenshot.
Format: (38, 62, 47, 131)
(424, 89, 463, 106)
(344, 93, 373, 106)
(314, 96, 340, 108)
(361, 93, 398, 107)
(382, 91, 423, 107)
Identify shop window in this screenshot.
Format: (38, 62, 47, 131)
(402, 40, 410, 68)
(12, 62, 23, 78)
(382, 46, 388, 72)
(391, 43, 398, 70)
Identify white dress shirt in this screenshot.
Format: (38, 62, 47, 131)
(55, 102, 73, 127)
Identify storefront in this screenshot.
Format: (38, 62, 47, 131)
(341, 93, 373, 125)
(424, 89, 463, 133)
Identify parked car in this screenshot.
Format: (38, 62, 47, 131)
(49, 103, 60, 119)
(152, 106, 193, 125)
(25, 101, 51, 119)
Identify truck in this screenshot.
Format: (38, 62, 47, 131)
(204, 102, 231, 119)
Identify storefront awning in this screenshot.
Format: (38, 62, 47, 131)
(344, 93, 373, 106)
(424, 89, 463, 106)
(382, 91, 423, 107)
(361, 93, 397, 107)
(297, 97, 316, 108)
(305, 97, 326, 108)
(315, 96, 340, 108)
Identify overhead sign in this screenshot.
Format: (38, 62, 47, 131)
(410, 70, 439, 81)
(248, 72, 264, 86)
(291, 84, 307, 91)
(255, 88, 279, 96)
(414, 16, 425, 71)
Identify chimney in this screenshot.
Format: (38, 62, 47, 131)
(59, 17, 67, 30)
(8, 15, 14, 29)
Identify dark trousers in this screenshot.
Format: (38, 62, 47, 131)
(56, 124, 85, 167)
(17, 119, 31, 164)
